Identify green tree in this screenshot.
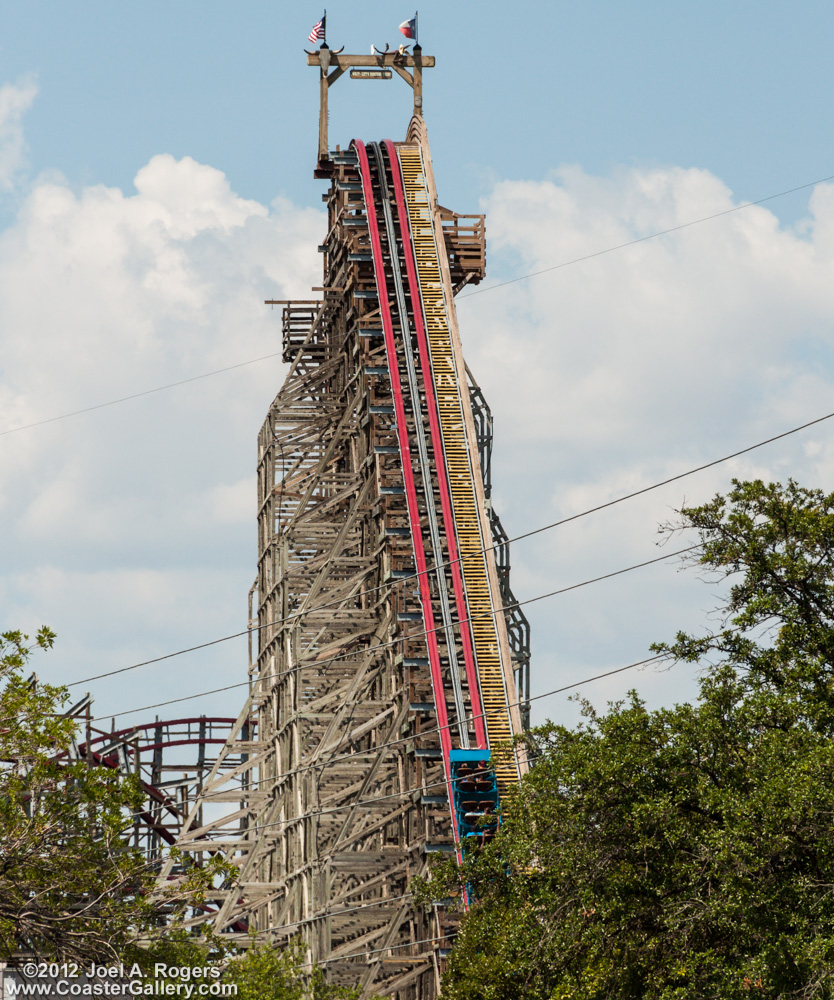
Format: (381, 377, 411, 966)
(221, 939, 367, 1000)
(420, 480, 834, 999)
(144, 935, 367, 1000)
(0, 631, 371, 997)
(0, 628, 218, 967)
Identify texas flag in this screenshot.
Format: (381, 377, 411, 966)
(399, 16, 417, 40)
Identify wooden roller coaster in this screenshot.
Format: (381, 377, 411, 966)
(158, 47, 531, 1000)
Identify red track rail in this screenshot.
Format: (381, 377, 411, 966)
(384, 139, 487, 749)
(353, 139, 461, 846)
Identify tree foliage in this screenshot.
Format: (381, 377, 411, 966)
(0, 631, 371, 997)
(146, 935, 367, 1000)
(0, 628, 217, 966)
(221, 940, 367, 1000)
(422, 480, 834, 999)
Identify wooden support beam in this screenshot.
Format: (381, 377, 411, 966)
(158, 124, 535, 999)
(307, 49, 435, 169)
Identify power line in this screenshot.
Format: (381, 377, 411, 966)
(104, 620, 747, 823)
(225, 892, 419, 942)
(82, 543, 697, 702)
(180, 650, 670, 790)
(120, 646, 660, 807)
(508, 406, 834, 546)
(459, 172, 834, 299)
(2, 173, 831, 441)
(221, 897, 452, 967)
(156, 649, 670, 936)
(96, 679, 250, 718)
(67, 396, 834, 688)
(247, 773, 482, 836)
(254, 619, 747, 795)
(97, 644, 672, 798)
(0, 352, 283, 438)
(151, 625, 751, 943)
(203, 624, 659, 834)
(255, 648, 669, 800)
(149, 642, 722, 940)
(259, 642, 686, 950)
(162, 643, 716, 943)
(135, 634, 744, 940)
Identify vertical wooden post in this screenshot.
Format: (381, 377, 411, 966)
(307, 50, 435, 167)
(413, 47, 423, 115)
(318, 47, 331, 165)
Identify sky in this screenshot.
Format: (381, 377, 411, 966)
(1, 1, 834, 736)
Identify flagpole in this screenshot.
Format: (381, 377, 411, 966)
(322, 9, 328, 48)
(414, 10, 419, 49)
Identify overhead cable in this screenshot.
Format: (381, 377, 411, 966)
(0, 352, 283, 438)
(80, 543, 697, 699)
(96, 646, 670, 787)
(245, 622, 744, 794)
(66, 393, 834, 687)
(150, 636, 729, 941)
(459, 172, 834, 299)
(310, 931, 458, 969)
(2, 173, 832, 440)
(161, 650, 669, 789)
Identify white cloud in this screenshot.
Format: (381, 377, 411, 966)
(0, 76, 37, 192)
(0, 137, 323, 714)
(3, 109, 834, 735)
(459, 164, 834, 724)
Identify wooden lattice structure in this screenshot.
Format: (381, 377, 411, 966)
(159, 58, 531, 1000)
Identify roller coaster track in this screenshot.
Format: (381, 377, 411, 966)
(159, 121, 530, 997)
(354, 139, 462, 851)
(354, 135, 522, 817)
(48, 714, 243, 860)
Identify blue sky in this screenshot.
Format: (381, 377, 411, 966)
(2, 1, 834, 732)
(3, 2, 833, 218)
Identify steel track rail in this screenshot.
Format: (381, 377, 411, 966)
(369, 141, 470, 748)
(396, 142, 519, 787)
(383, 139, 488, 751)
(352, 139, 462, 850)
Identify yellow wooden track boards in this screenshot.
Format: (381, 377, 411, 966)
(397, 145, 517, 788)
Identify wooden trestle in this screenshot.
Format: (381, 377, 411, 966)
(158, 120, 530, 999)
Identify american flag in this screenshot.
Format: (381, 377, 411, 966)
(308, 14, 326, 44)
